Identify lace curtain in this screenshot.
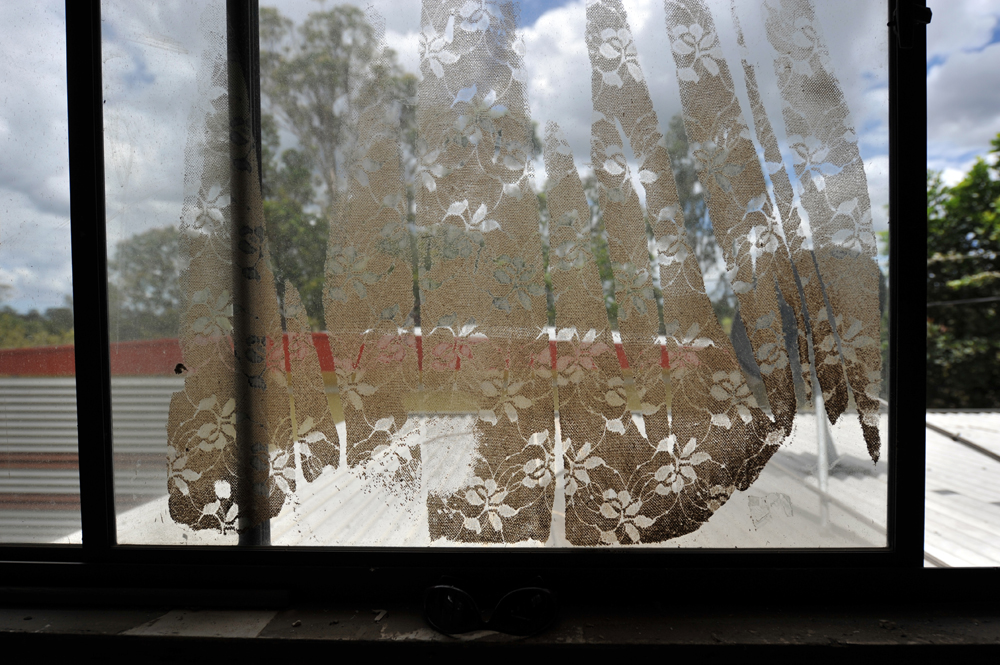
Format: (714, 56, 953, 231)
(166, 0, 882, 545)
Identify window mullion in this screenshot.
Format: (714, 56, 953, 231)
(66, 0, 117, 558)
(225, 0, 272, 546)
(887, 0, 929, 565)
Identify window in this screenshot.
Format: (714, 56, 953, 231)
(0, 0, 80, 545)
(2, 0, 931, 588)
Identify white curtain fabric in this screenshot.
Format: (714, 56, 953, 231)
(166, 0, 882, 546)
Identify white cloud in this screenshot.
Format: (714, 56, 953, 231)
(5, 0, 985, 313)
(939, 166, 970, 187)
(384, 27, 422, 77)
(927, 0, 999, 63)
(520, 0, 888, 209)
(0, 1, 216, 311)
(0, 188, 74, 311)
(928, 42, 1000, 165)
(0, 1, 73, 310)
(864, 155, 890, 233)
(522, 0, 593, 173)
(0, 2, 70, 216)
(98, 1, 211, 266)
(925, 0, 1000, 174)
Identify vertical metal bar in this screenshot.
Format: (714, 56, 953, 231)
(236, 0, 262, 194)
(887, 0, 929, 565)
(65, 0, 116, 556)
(814, 377, 830, 528)
(227, 0, 270, 547)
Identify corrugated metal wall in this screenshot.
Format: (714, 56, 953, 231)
(110, 377, 181, 510)
(0, 378, 81, 542)
(0, 376, 181, 543)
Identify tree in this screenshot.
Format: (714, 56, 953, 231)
(661, 114, 735, 331)
(104, 11, 734, 342)
(259, 5, 418, 327)
(926, 134, 1000, 408)
(573, 115, 732, 333)
(107, 226, 184, 341)
(662, 116, 717, 279)
(0, 287, 74, 348)
(260, 113, 327, 328)
(261, 5, 377, 211)
(100, 8, 417, 338)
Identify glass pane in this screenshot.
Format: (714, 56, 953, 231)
(0, 1, 81, 543)
(106, 0, 888, 547)
(923, 1, 1000, 567)
(100, 0, 233, 544)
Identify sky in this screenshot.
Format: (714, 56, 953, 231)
(925, 0, 1000, 183)
(0, 0, 998, 314)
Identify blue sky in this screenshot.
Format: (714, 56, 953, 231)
(515, 0, 575, 26)
(926, 0, 1000, 183)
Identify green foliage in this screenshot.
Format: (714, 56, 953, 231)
(99, 10, 745, 347)
(260, 112, 327, 328)
(579, 173, 619, 327)
(926, 135, 1000, 408)
(0, 296, 74, 349)
(662, 114, 718, 282)
(574, 115, 730, 333)
(534, 190, 556, 327)
(662, 114, 737, 328)
(108, 226, 183, 341)
(260, 5, 417, 327)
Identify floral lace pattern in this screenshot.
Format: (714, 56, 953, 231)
(539, 0, 786, 545)
(416, 1, 554, 544)
(168, 6, 295, 532)
(760, 0, 883, 458)
(322, 14, 422, 482)
(167, 0, 882, 542)
(285, 283, 340, 483)
(665, 0, 800, 438)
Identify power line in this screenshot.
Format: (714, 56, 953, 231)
(926, 295, 1000, 307)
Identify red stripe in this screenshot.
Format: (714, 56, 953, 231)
(614, 342, 629, 369)
(0, 493, 81, 510)
(0, 334, 348, 376)
(0, 452, 79, 469)
(282, 332, 293, 372)
(0, 343, 77, 376)
(3, 332, 604, 375)
(312, 332, 335, 372)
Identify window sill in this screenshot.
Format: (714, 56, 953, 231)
(2, 594, 998, 657)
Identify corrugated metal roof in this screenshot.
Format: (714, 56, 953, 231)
(924, 412, 1000, 567)
(3, 375, 998, 561)
(112, 412, 894, 548)
(102, 410, 1000, 556)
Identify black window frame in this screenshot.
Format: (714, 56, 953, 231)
(1, 0, 963, 601)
